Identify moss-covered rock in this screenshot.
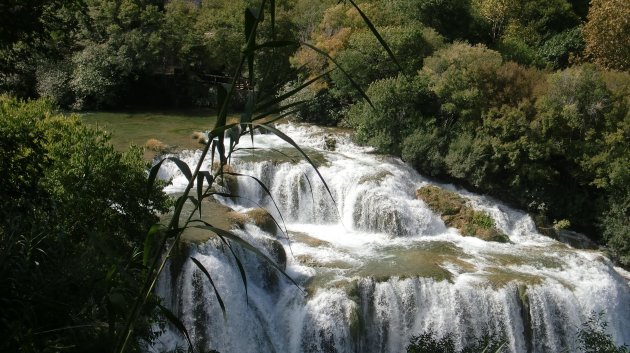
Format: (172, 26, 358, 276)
(350, 241, 476, 282)
(416, 186, 510, 242)
(245, 208, 278, 235)
(212, 162, 239, 194)
(173, 198, 243, 244)
(481, 268, 544, 288)
(233, 147, 329, 167)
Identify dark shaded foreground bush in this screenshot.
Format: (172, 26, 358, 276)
(0, 95, 171, 352)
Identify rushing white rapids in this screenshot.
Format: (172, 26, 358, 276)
(152, 123, 630, 353)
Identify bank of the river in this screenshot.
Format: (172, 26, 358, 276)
(80, 110, 220, 160)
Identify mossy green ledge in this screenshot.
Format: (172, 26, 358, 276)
(416, 185, 510, 243)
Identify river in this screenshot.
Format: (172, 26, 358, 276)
(151, 122, 630, 353)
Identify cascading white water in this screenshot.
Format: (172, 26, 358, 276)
(152, 123, 630, 353)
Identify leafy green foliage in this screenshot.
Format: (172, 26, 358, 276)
(407, 330, 506, 353)
(422, 43, 503, 124)
(583, 0, 630, 70)
(346, 74, 438, 155)
(578, 313, 630, 353)
(330, 25, 443, 100)
(346, 40, 629, 264)
(393, 0, 483, 42)
(0, 95, 170, 352)
(408, 316, 630, 353)
(537, 26, 584, 69)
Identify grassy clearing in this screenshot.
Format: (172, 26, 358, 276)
(80, 110, 236, 160)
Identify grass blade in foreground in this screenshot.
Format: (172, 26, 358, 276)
(191, 257, 227, 321)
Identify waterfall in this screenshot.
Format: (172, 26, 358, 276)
(152, 123, 630, 353)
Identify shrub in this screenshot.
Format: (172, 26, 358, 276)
(36, 60, 74, 106)
(407, 330, 507, 353)
(401, 126, 446, 177)
(422, 42, 503, 124)
(583, 0, 630, 70)
(537, 26, 584, 69)
(578, 313, 630, 353)
(330, 24, 444, 99)
(0, 95, 170, 352)
(346, 74, 438, 155)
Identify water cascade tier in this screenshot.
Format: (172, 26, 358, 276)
(152, 123, 630, 353)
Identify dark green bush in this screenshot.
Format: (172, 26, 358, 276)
(578, 313, 630, 353)
(330, 24, 444, 100)
(0, 95, 171, 352)
(537, 26, 584, 69)
(407, 330, 506, 353)
(346, 74, 438, 155)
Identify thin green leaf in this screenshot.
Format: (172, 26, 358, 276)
(157, 304, 194, 353)
(208, 191, 287, 240)
(196, 174, 204, 211)
(147, 158, 166, 195)
(483, 341, 506, 353)
(270, 0, 275, 37)
(208, 122, 241, 140)
(196, 172, 214, 216)
(252, 99, 309, 122)
(244, 8, 259, 88)
(241, 91, 255, 146)
(300, 41, 374, 108)
(216, 85, 232, 164)
(143, 224, 162, 266)
(254, 106, 306, 125)
(168, 157, 193, 182)
(170, 195, 188, 230)
(106, 265, 118, 283)
(190, 221, 303, 291)
(227, 239, 249, 303)
(190, 257, 227, 322)
(347, 0, 401, 71)
(221, 172, 287, 236)
(216, 84, 229, 127)
(187, 196, 199, 210)
(244, 8, 257, 49)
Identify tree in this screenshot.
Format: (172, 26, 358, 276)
(472, 0, 517, 41)
(0, 0, 83, 97)
(330, 25, 443, 100)
(0, 95, 171, 352)
(583, 0, 630, 70)
(67, 0, 164, 109)
(422, 42, 503, 125)
(346, 74, 438, 155)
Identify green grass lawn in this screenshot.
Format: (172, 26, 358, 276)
(80, 110, 221, 160)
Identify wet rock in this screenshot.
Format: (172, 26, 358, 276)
(324, 135, 336, 151)
(417, 186, 510, 243)
(245, 208, 278, 235)
(532, 216, 598, 249)
(212, 162, 238, 194)
(260, 237, 287, 269)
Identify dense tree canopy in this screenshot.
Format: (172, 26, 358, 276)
(583, 0, 630, 70)
(0, 0, 628, 266)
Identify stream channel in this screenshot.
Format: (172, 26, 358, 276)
(150, 122, 630, 353)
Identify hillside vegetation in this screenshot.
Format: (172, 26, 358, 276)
(1, 0, 628, 264)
